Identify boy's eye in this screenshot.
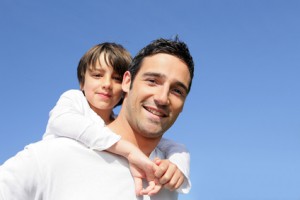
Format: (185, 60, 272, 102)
(113, 76, 122, 82)
(93, 73, 103, 78)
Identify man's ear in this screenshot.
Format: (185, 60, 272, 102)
(122, 71, 131, 92)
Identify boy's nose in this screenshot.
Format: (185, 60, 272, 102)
(102, 77, 112, 89)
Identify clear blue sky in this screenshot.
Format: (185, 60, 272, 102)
(1, 0, 299, 199)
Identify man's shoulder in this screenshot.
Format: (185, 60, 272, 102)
(29, 137, 127, 165)
(25, 137, 84, 156)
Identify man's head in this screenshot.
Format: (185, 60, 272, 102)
(128, 37, 194, 93)
(120, 37, 194, 145)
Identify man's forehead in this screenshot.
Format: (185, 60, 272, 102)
(137, 54, 190, 88)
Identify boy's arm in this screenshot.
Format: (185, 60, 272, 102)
(157, 137, 191, 194)
(44, 90, 120, 150)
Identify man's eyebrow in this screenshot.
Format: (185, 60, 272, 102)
(142, 72, 189, 93)
(142, 72, 165, 78)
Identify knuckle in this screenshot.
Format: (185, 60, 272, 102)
(160, 175, 170, 184)
(168, 180, 176, 188)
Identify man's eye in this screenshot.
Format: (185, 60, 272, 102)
(147, 79, 157, 84)
(172, 88, 185, 97)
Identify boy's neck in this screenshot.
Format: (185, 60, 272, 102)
(95, 110, 114, 125)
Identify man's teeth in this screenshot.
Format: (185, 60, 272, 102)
(146, 108, 165, 117)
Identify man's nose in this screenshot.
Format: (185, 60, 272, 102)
(154, 87, 170, 105)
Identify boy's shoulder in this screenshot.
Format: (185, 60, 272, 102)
(58, 89, 87, 103)
(61, 89, 83, 97)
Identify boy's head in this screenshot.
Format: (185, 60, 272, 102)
(128, 37, 194, 93)
(77, 42, 132, 89)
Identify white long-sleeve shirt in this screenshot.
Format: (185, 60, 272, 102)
(0, 137, 178, 200)
(43, 89, 191, 193)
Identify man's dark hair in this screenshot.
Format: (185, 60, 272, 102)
(128, 37, 194, 93)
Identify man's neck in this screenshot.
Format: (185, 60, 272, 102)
(107, 114, 161, 157)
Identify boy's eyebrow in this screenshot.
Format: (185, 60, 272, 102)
(88, 67, 103, 72)
(142, 72, 189, 94)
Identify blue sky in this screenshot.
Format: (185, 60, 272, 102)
(1, 0, 299, 199)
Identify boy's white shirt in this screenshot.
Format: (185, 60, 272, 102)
(43, 89, 191, 193)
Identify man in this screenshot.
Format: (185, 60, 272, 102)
(0, 37, 194, 200)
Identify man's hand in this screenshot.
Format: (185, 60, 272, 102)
(154, 158, 185, 191)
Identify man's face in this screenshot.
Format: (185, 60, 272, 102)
(122, 53, 191, 139)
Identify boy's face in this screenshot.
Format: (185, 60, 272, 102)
(81, 53, 123, 116)
(122, 53, 190, 139)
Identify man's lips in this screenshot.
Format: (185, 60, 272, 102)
(143, 106, 168, 117)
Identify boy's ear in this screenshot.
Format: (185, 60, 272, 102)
(122, 71, 131, 92)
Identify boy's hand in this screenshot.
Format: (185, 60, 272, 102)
(129, 162, 162, 196)
(154, 158, 185, 191)
(107, 140, 162, 196)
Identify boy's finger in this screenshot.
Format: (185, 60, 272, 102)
(133, 177, 143, 196)
(148, 184, 163, 196)
(174, 175, 185, 189)
(154, 160, 169, 178)
(164, 170, 183, 190)
(154, 157, 161, 165)
(159, 162, 176, 184)
(140, 180, 155, 195)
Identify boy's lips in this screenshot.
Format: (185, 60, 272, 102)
(97, 92, 112, 98)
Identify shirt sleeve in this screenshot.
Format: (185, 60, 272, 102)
(0, 145, 41, 200)
(43, 90, 121, 151)
(157, 137, 192, 194)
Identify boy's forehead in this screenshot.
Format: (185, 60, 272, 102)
(88, 58, 111, 70)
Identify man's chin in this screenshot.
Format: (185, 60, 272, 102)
(139, 127, 164, 139)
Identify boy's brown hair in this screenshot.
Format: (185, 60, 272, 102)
(77, 42, 132, 107)
(77, 42, 132, 87)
